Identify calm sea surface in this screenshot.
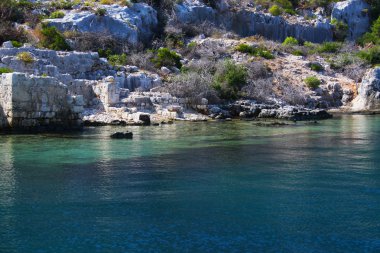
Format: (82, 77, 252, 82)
(0, 115, 379, 253)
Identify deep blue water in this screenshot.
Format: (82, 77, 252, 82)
(0, 115, 380, 253)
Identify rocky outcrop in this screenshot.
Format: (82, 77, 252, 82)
(174, 1, 333, 43)
(224, 101, 332, 121)
(0, 73, 83, 131)
(331, 0, 370, 40)
(46, 3, 158, 46)
(351, 68, 380, 111)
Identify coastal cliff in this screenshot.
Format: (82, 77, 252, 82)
(0, 0, 379, 131)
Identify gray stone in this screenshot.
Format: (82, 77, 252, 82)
(331, 0, 370, 40)
(352, 67, 380, 110)
(46, 3, 158, 46)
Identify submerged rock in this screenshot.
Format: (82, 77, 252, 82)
(110, 131, 133, 139)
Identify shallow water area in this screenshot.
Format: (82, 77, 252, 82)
(0, 115, 379, 252)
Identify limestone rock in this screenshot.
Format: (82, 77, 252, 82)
(352, 68, 380, 111)
(331, 0, 370, 40)
(174, 1, 333, 43)
(46, 3, 158, 46)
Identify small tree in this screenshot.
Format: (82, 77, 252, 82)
(269, 5, 283, 16)
(282, 36, 299, 46)
(151, 48, 182, 69)
(213, 60, 248, 100)
(304, 76, 321, 89)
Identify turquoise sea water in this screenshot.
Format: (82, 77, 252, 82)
(0, 115, 379, 253)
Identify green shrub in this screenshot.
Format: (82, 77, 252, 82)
(317, 41, 341, 53)
(108, 53, 127, 66)
(358, 16, 380, 46)
(304, 76, 321, 89)
(331, 18, 348, 41)
(235, 44, 274, 59)
(235, 44, 256, 54)
(17, 52, 34, 63)
(213, 60, 248, 100)
(40, 24, 70, 51)
(49, 11, 65, 19)
(0, 67, 13, 74)
(95, 8, 107, 16)
(151, 48, 182, 69)
(282, 36, 299, 45)
(275, 0, 293, 9)
(284, 8, 297, 15)
(292, 50, 304, 56)
(50, 0, 75, 10)
(358, 46, 380, 65)
(269, 5, 283, 16)
(11, 40, 22, 47)
(310, 63, 324, 71)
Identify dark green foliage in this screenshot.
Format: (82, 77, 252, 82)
(358, 46, 380, 65)
(108, 54, 128, 66)
(0, 67, 13, 74)
(269, 5, 283, 16)
(310, 63, 324, 71)
(213, 60, 248, 100)
(358, 16, 380, 46)
(317, 42, 342, 53)
(95, 8, 107, 16)
(235, 44, 274, 59)
(292, 50, 304, 56)
(40, 24, 70, 51)
(49, 11, 65, 19)
(282, 36, 299, 45)
(152, 48, 182, 69)
(331, 18, 348, 41)
(11, 41, 22, 47)
(50, 0, 75, 10)
(98, 48, 113, 58)
(304, 76, 321, 89)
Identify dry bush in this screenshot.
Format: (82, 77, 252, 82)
(126, 51, 156, 71)
(0, 22, 27, 44)
(159, 58, 220, 103)
(275, 73, 307, 105)
(245, 61, 271, 80)
(241, 78, 274, 102)
(64, 32, 130, 53)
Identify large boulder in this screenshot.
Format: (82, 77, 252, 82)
(352, 68, 380, 111)
(331, 0, 370, 40)
(46, 3, 158, 46)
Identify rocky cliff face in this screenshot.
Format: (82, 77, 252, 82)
(175, 1, 333, 43)
(46, 3, 158, 46)
(351, 68, 380, 111)
(332, 0, 370, 40)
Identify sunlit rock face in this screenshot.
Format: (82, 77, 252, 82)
(0, 73, 83, 131)
(46, 3, 158, 46)
(352, 68, 380, 111)
(174, 1, 333, 43)
(331, 0, 370, 40)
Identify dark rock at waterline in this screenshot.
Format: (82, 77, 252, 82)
(138, 114, 151, 125)
(110, 132, 133, 139)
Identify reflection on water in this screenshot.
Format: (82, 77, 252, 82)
(0, 115, 380, 252)
(0, 138, 15, 207)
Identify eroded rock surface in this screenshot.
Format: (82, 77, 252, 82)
(46, 3, 158, 46)
(352, 68, 380, 111)
(332, 0, 370, 40)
